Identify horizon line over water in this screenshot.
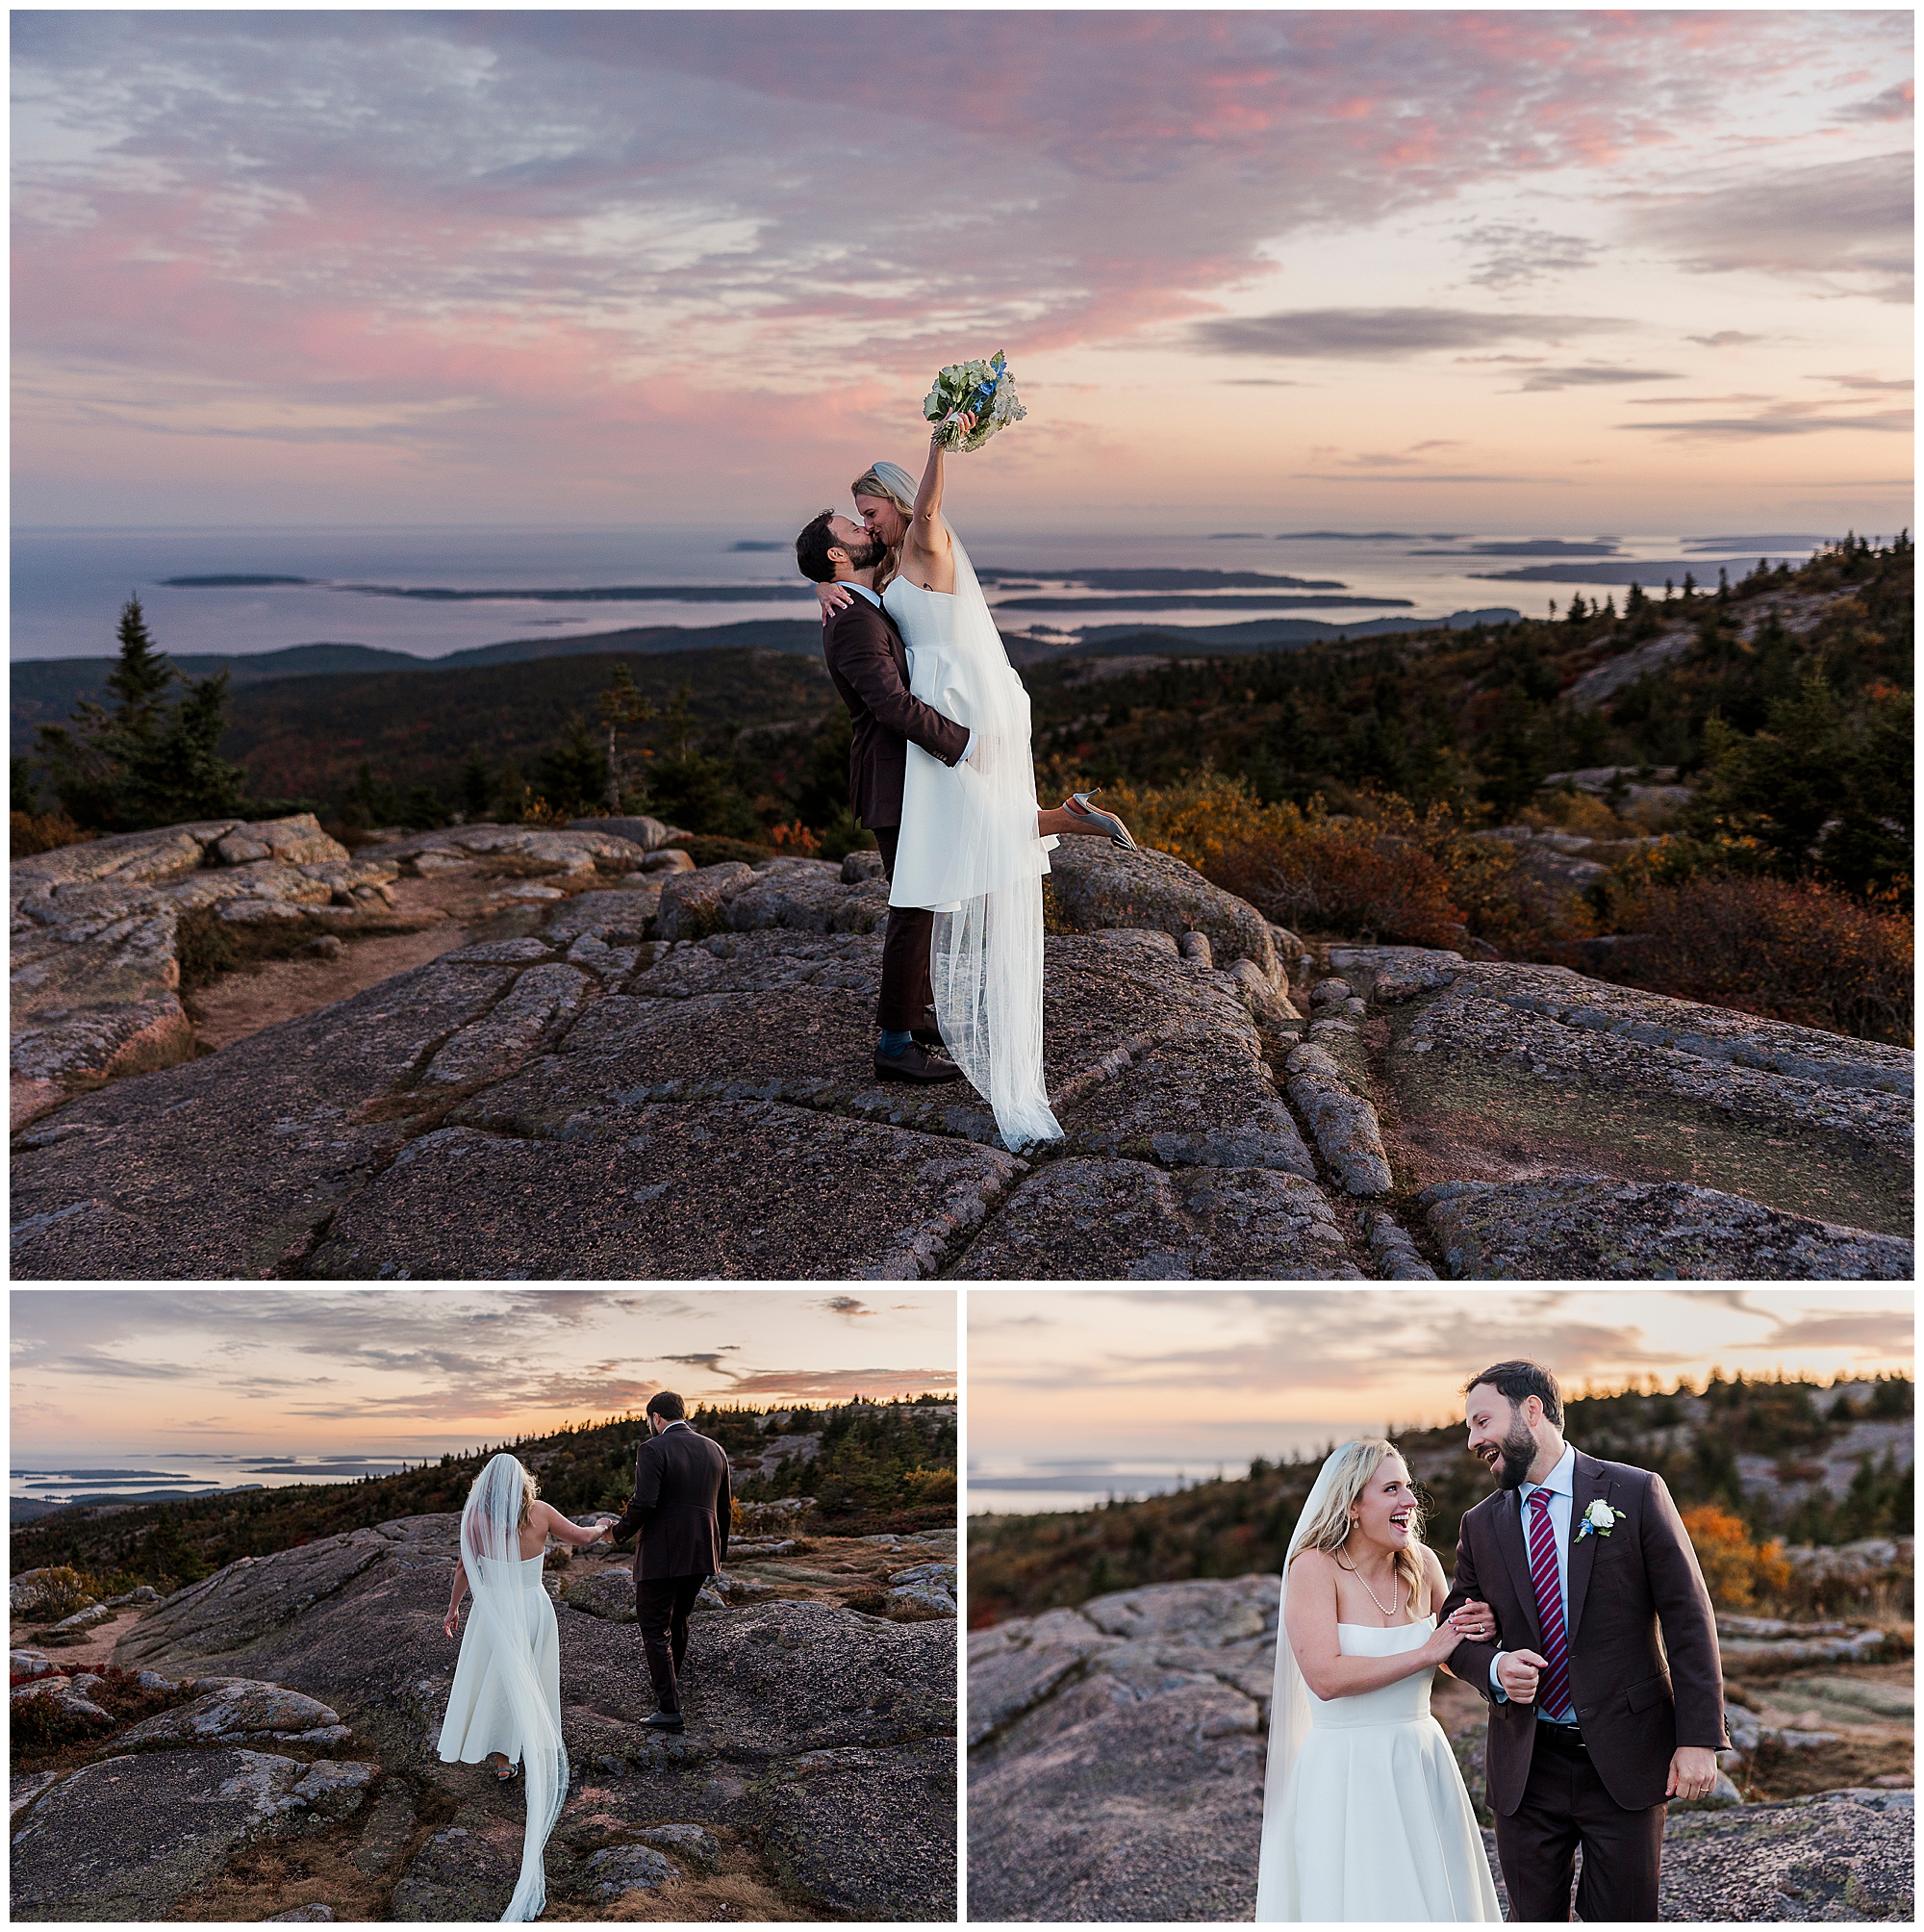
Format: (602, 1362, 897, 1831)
(9, 1447, 495, 1505)
(969, 1424, 1384, 1516)
(11, 522, 1855, 664)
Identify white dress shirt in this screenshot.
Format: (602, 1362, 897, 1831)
(1491, 1441, 1578, 1725)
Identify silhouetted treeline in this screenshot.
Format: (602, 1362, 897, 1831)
(11, 1395, 956, 1592)
(967, 1372, 1913, 1627)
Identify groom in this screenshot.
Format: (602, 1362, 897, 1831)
(796, 509, 968, 1085)
(1441, 1360, 1727, 1921)
(606, 1391, 731, 1734)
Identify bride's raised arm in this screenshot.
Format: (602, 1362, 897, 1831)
(910, 412, 977, 562)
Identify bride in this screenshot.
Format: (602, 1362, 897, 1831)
(818, 419, 1135, 1150)
(440, 1453, 613, 1920)
(1255, 1438, 1503, 1922)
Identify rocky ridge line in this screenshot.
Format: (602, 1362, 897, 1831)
(11, 826, 1911, 1279)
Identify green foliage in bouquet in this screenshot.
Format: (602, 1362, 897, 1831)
(924, 349, 1027, 452)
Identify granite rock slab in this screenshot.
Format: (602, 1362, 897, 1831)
(108, 1514, 956, 1920)
(10, 956, 519, 1279)
(9, 1748, 373, 1921)
(1047, 838, 1283, 985)
(302, 1104, 1024, 1280)
(1422, 1177, 1914, 1280)
(956, 1157, 1360, 1279)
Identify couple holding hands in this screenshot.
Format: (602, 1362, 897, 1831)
(437, 1392, 730, 1920)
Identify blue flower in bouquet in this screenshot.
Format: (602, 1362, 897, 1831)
(924, 350, 1027, 452)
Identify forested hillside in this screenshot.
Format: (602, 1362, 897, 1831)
(11, 1396, 955, 1594)
(969, 1373, 1912, 1627)
(15, 540, 1910, 1037)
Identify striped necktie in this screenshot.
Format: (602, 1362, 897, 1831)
(1526, 1487, 1575, 1721)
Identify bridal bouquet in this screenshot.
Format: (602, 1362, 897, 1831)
(924, 349, 1026, 452)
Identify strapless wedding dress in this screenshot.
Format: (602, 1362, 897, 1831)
(1259, 1618, 1501, 1922)
(440, 1552, 561, 1767)
(883, 575, 1055, 910)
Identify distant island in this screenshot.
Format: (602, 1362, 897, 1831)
(161, 574, 313, 587)
(1413, 539, 1623, 556)
(994, 593, 1413, 612)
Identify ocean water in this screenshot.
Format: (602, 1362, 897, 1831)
(968, 1425, 1379, 1516)
(11, 523, 1831, 663)
(12, 1451, 420, 1504)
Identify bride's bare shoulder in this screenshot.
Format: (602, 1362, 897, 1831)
(1289, 1545, 1338, 1581)
(1418, 1541, 1449, 1603)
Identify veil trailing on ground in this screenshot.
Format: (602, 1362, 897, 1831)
(1253, 1446, 1353, 1919)
(866, 461, 1061, 1152)
(461, 1454, 567, 1922)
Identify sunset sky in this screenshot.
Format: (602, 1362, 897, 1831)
(968, 1288, 1914, 1504)
(11, 1288, 957, 1462)
(11, 10, 1912, 535)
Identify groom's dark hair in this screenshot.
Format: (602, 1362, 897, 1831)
(796, 510, 840, 583)
(646, 1391, 686, 1422)
(1465, 1360, 1562, 1427)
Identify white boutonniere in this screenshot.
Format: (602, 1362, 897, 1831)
(1576, 1499, 1617, 1540)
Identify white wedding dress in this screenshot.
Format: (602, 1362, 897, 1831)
(441, 1552, 561, 1767)
(881, 558, 1062, 1151)
(443, 1455, 568, 1921)
(1256, 1617, 1501, 1922)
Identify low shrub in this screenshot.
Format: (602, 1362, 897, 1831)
(13, 1564, 118, 1620)
(899, 1466, 958, 1509)
(10, 1664, 200, 1773)
(10, 810, 95, 857)
(1582, 869, 1912, 1044)
(665, 834, 782, 867)
(174, 906, 327, 993)
(1681, 1504, 1793, 1609)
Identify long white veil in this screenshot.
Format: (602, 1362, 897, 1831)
(461, 1453, 568, 1922)
(867, 459, 1061, 1152)
(1252, 1446, 1352, 1921)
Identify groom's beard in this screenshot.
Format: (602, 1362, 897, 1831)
(1490, 1420, 1536, 1490)
(849, 531, 885, 569)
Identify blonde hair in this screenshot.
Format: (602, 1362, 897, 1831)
(1288, 1437, 1427, 1615)
(519, 1463, 540, 1528)
(850, 465, 913, 592)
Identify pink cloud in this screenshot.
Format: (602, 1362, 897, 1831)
(10, 10, 1912, 522)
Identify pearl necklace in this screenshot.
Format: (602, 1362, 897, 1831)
(1337, 1544, 1402, 1621)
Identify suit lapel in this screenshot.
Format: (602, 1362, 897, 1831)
(1496, 1487, 1543, 1649)
(1565, 1453, 1605, 1642)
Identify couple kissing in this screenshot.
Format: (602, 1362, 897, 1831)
(793, 417, 1136, 1152)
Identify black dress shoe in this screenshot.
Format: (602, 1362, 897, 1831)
(911, 1026, 945, 1048)
(644, 1711, 686, 1732)
(874, 1042, 963, 1083)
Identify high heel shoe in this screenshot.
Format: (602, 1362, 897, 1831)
(1066, 790, 1138, 852)
(494, 1760, 521, 1784)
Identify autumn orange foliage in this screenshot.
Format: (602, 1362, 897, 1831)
(1681, 1503, 1794, 1610)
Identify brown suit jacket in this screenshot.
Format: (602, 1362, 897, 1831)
(1441, 1452, 1727, 1814)
(822, 592, 969, 829)
(608, 1423, 731, 1582)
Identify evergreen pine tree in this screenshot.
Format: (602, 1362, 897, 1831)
(120, 669, 247, 825)
(459, 748, 494, 820)
(595, 662, 654, 812)
(105, 595, 174, 733)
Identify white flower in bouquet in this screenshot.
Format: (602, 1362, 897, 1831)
(924, 349, 1027, 452)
